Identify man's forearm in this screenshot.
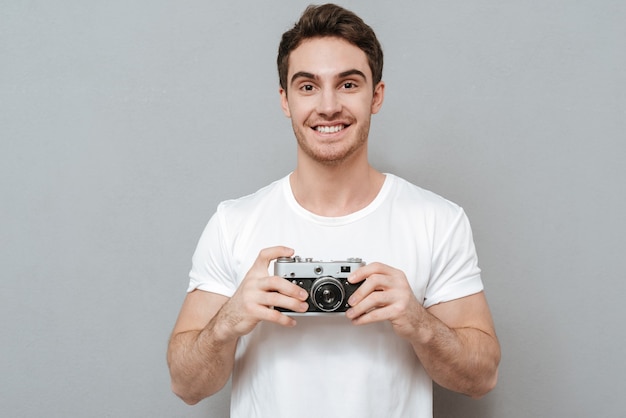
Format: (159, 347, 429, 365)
(167, 315, 238, 405)
(409, 309, 500, 398)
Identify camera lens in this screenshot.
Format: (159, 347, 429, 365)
(310, 277, 345, 312)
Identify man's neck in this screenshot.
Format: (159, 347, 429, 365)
(290, 159, 385, 217)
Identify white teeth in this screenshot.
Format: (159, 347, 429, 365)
(316, 125, 345, 134)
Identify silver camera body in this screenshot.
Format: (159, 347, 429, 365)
(274, 256, 365, 313)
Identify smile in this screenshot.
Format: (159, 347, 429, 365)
(315, 124, 346, 134)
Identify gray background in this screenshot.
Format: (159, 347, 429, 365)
(2, 1, 624, 417)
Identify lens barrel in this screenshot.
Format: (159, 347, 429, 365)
(310, 277, 345, 312)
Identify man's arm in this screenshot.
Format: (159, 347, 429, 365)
(167, 290, 234, 405)
(167, 246, 309, 405)
(346, 263, 500, 398)
(414, 292, 499, 398)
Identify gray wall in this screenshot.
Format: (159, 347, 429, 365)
(2, 1, 624, 417)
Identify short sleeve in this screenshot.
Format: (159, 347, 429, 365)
(187, 205, 237, 297)
(423, 208, 483, 308)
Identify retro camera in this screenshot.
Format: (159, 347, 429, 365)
(274, 256, 365, 313)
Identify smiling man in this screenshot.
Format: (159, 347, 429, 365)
(167, 4, 500, 418)
(281, 37, 383, 170)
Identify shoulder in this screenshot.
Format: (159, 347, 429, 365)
(386, 174, 464, 218)
(213, 175, 289, 230)
(218, 175, 287, 213)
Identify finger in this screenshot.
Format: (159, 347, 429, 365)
(241, 305, 296, 332)
(347, 273, 389, 307)
(251, 246, 295, 273)
(259, 291, 309, 313)
(346, 290, 388, 319)
(347, 262, 394, 284)
(255, 305, 299, 327)
(349, 304, 392, 325)
(259, 276, 308, 301)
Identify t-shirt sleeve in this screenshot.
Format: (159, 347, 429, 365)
(187, 205, 237, 297)
(423, 208, 484, 308)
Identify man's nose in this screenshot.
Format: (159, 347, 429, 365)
(316, 88, 342, 116)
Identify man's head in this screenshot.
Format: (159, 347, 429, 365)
(277, 3, 384, 93)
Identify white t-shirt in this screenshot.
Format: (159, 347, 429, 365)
(189, 173, 483, 418)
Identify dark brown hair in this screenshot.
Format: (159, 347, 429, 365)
(277, 3, 384, 91)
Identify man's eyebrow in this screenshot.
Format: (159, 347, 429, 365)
(289, 69, 368, 86)
(338, 69, 367, 81)
(290, 71, 317, 86)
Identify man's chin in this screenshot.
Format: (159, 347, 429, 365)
(299, 145, 366, 167)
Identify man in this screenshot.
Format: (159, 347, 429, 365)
(167, 4, 500, 417)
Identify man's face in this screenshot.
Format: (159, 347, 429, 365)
(280, 37, 385, 166)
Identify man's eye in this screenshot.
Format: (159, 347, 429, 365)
(301, 84, 314, 92)
(343, 82, 356, 89)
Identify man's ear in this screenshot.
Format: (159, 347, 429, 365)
(279, 87, 291, 118)
(371, 81, 385, 114)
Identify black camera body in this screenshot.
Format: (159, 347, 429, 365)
(274, 256, 365, 313)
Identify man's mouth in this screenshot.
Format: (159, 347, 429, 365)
(315, 124, 346, 134)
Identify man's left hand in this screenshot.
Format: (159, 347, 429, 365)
(345, 262, 425, 340)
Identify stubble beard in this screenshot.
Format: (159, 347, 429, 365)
(292, 117, 371, 167)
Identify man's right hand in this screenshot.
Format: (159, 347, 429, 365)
(214, 246, 310, 340)
(168, 246, 309, 404)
